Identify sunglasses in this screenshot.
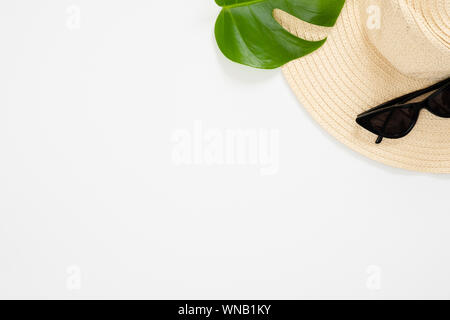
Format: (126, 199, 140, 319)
(356, 78, 450, 144)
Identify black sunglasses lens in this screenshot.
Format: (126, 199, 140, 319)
(358, 107, 418, 138)
(428, 84, 450, 117)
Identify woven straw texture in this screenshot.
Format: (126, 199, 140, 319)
(276, 0, 450, 173)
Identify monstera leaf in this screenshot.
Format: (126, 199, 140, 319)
(214, 0, 345, 69)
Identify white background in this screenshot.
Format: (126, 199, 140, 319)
(1, 0, 450, 299)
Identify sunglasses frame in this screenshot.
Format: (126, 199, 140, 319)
(356, 78, 450, 143)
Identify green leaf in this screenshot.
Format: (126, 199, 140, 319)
(214, 0, 345, 69)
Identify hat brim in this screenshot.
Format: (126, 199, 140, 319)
(277, 0, 450, 173)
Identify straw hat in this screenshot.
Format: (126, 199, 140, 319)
(274, 0, 450, 173)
